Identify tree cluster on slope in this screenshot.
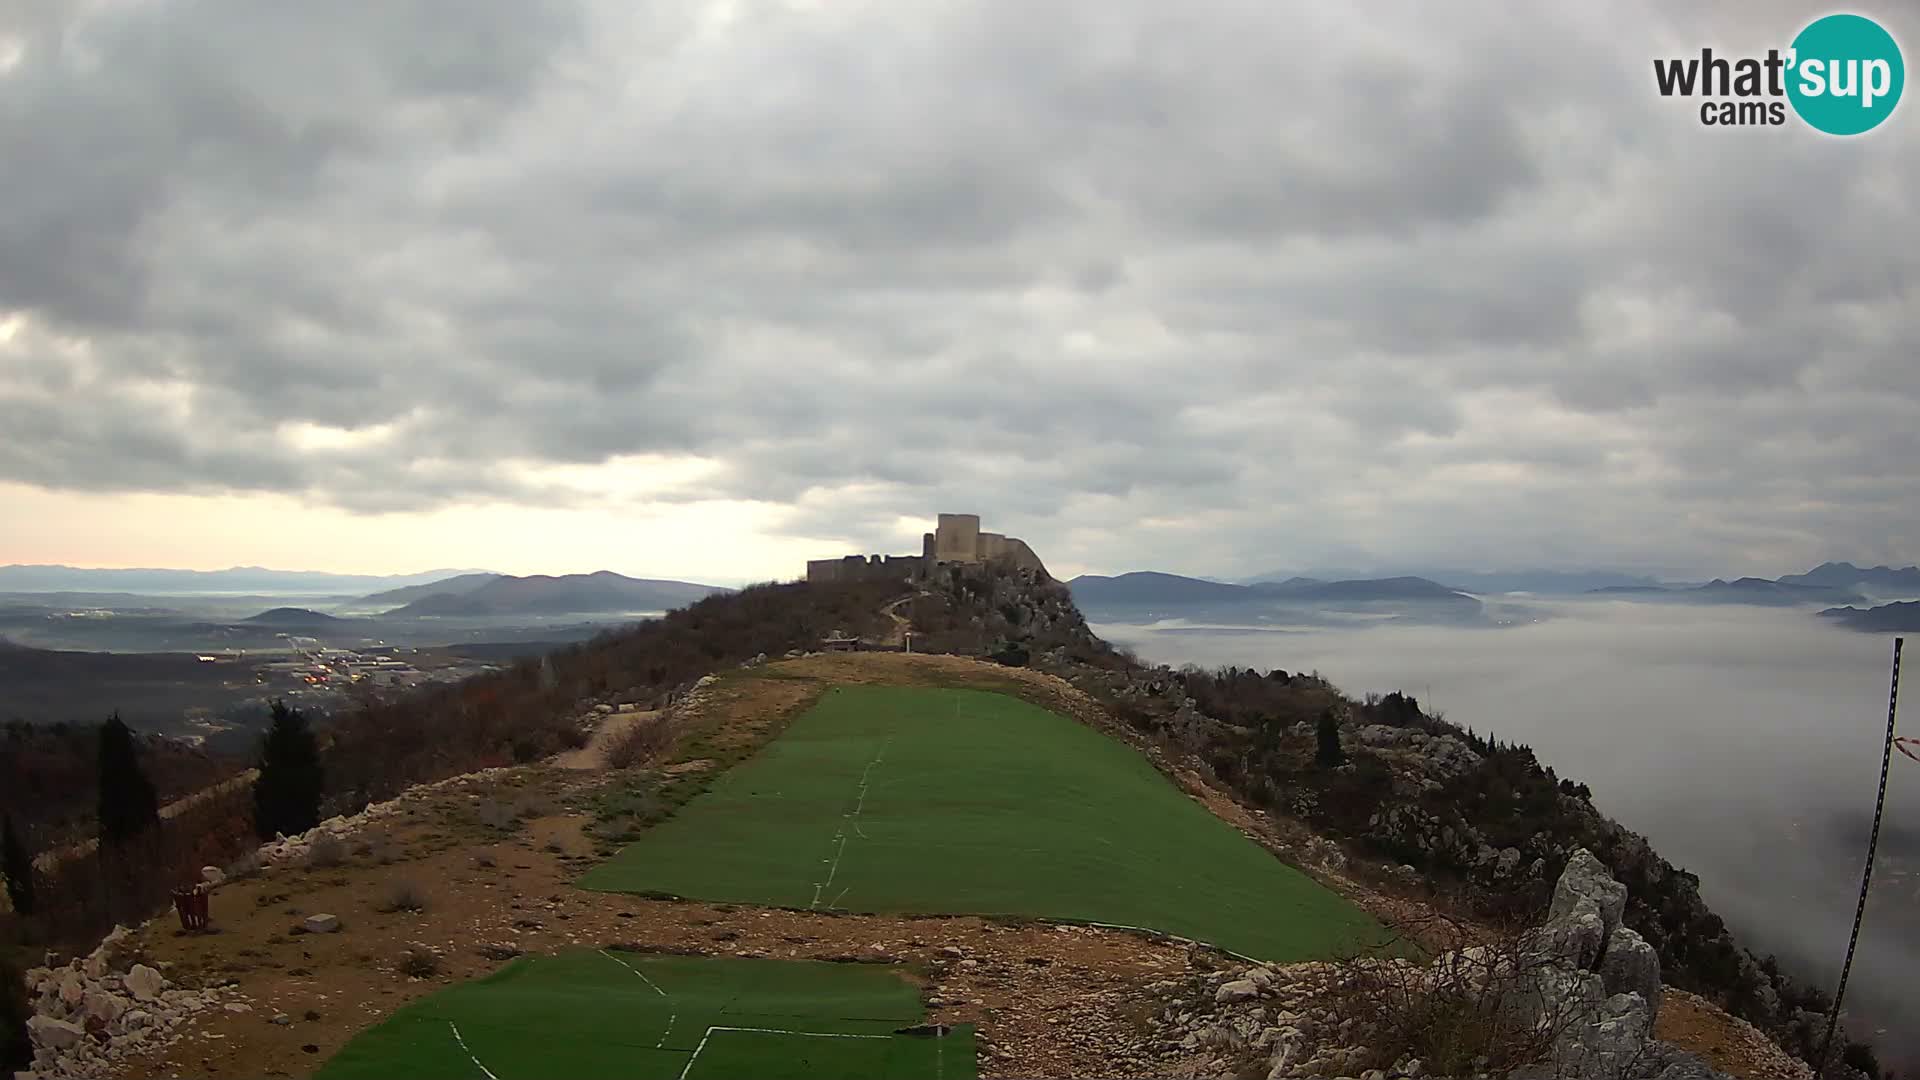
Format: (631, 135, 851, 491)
(0, 719, 235, 852)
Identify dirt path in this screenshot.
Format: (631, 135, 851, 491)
(878, 592, 923, 648)
(552, 709, 660, 770)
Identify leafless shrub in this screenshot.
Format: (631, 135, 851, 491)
(303, 834, 346, 870)
(398, 944, 441, 978)
(511, 795, 557, 820)
(1310, 927, 1579, 1077)
(379, 879, 428, 913)
(475, 800, 516, 831)
(606, 716, 680, 770)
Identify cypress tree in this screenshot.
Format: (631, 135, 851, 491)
(0, 816, 31, 917)
(96, 712, 160, 848)
(0, 950, 29, 1072)
(253, 701, 324, 840)
(1315, 709, 1347, 768)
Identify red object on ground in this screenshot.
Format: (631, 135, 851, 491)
(172, 883, 210, 932)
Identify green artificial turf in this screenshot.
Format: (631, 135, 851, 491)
(581, 685, 1384, 961)
(316, 950, 972, 1080)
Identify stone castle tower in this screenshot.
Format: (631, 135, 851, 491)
(806, 513, 1049, 584)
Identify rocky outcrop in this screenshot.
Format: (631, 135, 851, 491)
(19, 924, 247, 1079)
(1147, 851, 1732, 1080)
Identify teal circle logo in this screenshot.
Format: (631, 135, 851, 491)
(1787, 14, 1904, 135)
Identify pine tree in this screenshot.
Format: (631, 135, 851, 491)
(253, 701, 324, 840)
(0, 815, 32, 917)
(1315, 709, 1346, 768)
(96, 713, 160, 848)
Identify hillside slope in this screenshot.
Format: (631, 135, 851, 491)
(5, 569, 1884, 1080)
(387, 571, 726, 617)
(353, 572, 502, 610)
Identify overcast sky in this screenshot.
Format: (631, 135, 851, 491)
(2, 1, 1916, 585)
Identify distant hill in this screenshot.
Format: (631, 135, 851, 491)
(1066, 572, 1252, 607)
(1690, 578, 1866, 606)
(386, 572, 727, 617)
(1242, 568, 1663, 594)
(1249, 576, 1470, 601)
(1587, 577, 1868, 606)
(356, 573, 504, 610)
(1069, 571, 1476, 608)
(1778, 561, 1920, 595)
(0, 564, 497, 596)
(1821, 601, 1920, 632)
(238, 607, 349, 628)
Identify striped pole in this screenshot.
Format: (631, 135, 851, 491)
(1817, 637, 1902, 1074)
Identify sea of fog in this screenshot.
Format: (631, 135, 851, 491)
(1095, 599, 1917, 1061)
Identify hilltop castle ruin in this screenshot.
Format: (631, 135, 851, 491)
(806, 513, 1050, 584)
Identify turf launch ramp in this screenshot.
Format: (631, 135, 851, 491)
(581, 685, 1383, 962)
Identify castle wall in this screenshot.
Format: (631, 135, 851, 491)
(806, 554, 924, 584)
(996, 537, 1050, 578)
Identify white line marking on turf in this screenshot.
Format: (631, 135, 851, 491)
(809, 738, 889, 910)
(599, 949, 677, 1049)
(676, 1026, 892, 1080)
(448, 1021, 499, 1080)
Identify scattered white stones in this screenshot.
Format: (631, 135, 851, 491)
(254, 766, 517, 866)
(23, 926, 249, 1080)
(26, 1017, 84, 1050)
(122, 965, 164, 1002)
(1214, 978, 1260, 1004)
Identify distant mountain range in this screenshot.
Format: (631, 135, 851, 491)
(356, 573, 503, 610)
(1069, 571, 1477, 610)
(1821, 601, 1920, 632)
(1242, 568, 1663, 595)
(384, 572, 727, 617)
(1579, 562, 1920, 608)
(1587, 577, 1869, 607)
(1777, 562, 1920, 593)
(0, 564, 497, 595)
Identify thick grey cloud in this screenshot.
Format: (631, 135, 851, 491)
(2, 0, 1917, 576)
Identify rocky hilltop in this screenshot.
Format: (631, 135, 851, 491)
(1147, 851, 1811, 1080)
(909, 560, 1881, 1078)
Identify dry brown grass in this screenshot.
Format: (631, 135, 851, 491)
(377, 879, 427, 914)
(303, 834, 347, 870)
(605, 716, 681, 770)
(397, 944, 441, 978)
(1310, 927, 1592, 1078)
